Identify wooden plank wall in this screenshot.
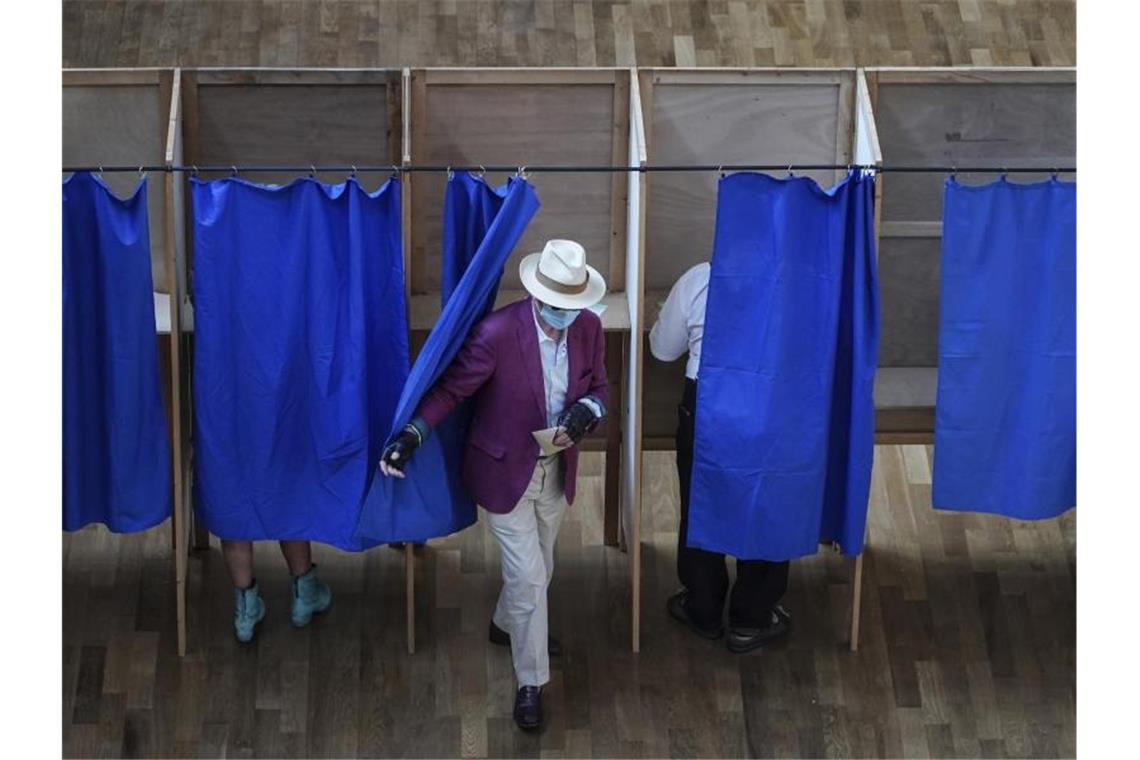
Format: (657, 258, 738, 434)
(188, 69, 399, 188)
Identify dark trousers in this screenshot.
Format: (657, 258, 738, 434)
(676, 378, 790, 630)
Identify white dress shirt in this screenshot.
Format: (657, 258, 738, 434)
(649, 262, 709, 380)
(532, 302, 571, 427)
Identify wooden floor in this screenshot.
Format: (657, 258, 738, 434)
(62, 0, 1076, 69)
(63, 446, 1076, 758)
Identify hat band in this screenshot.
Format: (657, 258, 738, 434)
(536, 268, 589, 296)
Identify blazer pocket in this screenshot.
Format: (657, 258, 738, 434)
(468, 435, 507, 460)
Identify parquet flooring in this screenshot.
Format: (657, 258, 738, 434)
(62, 0, 1076, 70)
(63, 446, 1076, 758)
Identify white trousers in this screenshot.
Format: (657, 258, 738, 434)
(486, 456, 569, 688)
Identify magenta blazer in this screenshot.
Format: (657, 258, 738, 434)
(415, 298, 609, 513)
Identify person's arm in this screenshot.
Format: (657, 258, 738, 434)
(415, 323, 497, 430)
(649, 274, 692, 362)
(380, 322, 497, 477)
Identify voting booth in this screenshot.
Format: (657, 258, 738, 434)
(404, 67, 647, 651)
(637, 68, 880, 649)
(63, 65, 1076, 660)
(63, 68, 191, 655)
(864, 67, 1076, 443)
(174, 66, 410, 645)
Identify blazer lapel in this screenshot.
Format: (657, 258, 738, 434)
(567, 317, 586, 395)
(514, 300, 549, 425)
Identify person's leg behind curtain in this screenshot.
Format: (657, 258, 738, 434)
(675, 380, 729, 631)
(728, 558, 790, 629)
(279, 540, 332, 627)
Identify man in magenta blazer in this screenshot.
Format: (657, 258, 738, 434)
(379, 239, 609, 732)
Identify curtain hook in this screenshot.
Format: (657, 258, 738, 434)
(446, 165, 454, 180)
(390, 164, 400, 179)
(350, 165, 358, 179)
(516, 165, 529, 180)
(1052, 167, 1060, 180)
(309, 165, 317, 178)
(786, 165, 794, 177)
(97, 165, 104, 179)
(230, 165, 238, 177)
(950, 166, 958, 180)
(138, 166, 147, 181)
(476, 165, 486, 179)
(717, 165, 725, 178)
(1000, 167, 1009, 180)
(191, 165, 199, 177)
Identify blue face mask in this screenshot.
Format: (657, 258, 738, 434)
(539, 303, 581, 330)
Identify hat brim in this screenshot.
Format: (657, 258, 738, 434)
(518, 252, 607, 310)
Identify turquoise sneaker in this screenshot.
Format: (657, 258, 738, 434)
(290, 564, 332, 627)
(233, 582, 266, 643)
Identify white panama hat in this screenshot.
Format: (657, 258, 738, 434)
(518, 239, 607, 310)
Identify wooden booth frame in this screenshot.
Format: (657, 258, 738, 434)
(63, 68, 191, 656)
(403, 66, 646, 652)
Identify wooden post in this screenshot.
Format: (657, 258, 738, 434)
(603, 336, 623, 547)
(401, 68, 416, 657)
(849, 552, 865, 652)
(163, 69, 188, 657)
(405, 543, 415, 654)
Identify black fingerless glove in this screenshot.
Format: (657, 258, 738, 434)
(381, 418, 428, 472)
(556, 396, 603, 445)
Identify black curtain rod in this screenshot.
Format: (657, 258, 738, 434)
(62, 164, 1077, 175)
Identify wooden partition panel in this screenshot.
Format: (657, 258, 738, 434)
(185, 68, 401, 188)
(622, 70, 647, 652)
(408, 68, 630, 301)
(866, 68, 1076, 440)
(640, 69, 857, 446)
(63, 69, 173, 290)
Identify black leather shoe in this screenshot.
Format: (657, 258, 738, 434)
(727, 605, 792, 653)
(513, 686, 542, 732)
(489, 620, 562, 656)
(666, 590, 724, 640)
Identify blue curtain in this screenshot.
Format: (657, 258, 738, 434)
(191, 177, 408, 550)
(63, 172, 171, 532)
(441, 172, 507, 308)
(354, 173, 539, 544)
(688, 171, 880, 561)
(933, 177, 1076, 519)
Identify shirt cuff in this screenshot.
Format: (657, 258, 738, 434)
(578, 396, 605, 419)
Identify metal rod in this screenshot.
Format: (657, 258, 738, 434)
(62, 163, 1077, 174)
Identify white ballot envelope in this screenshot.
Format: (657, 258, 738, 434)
(532, 427, 572, 456)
